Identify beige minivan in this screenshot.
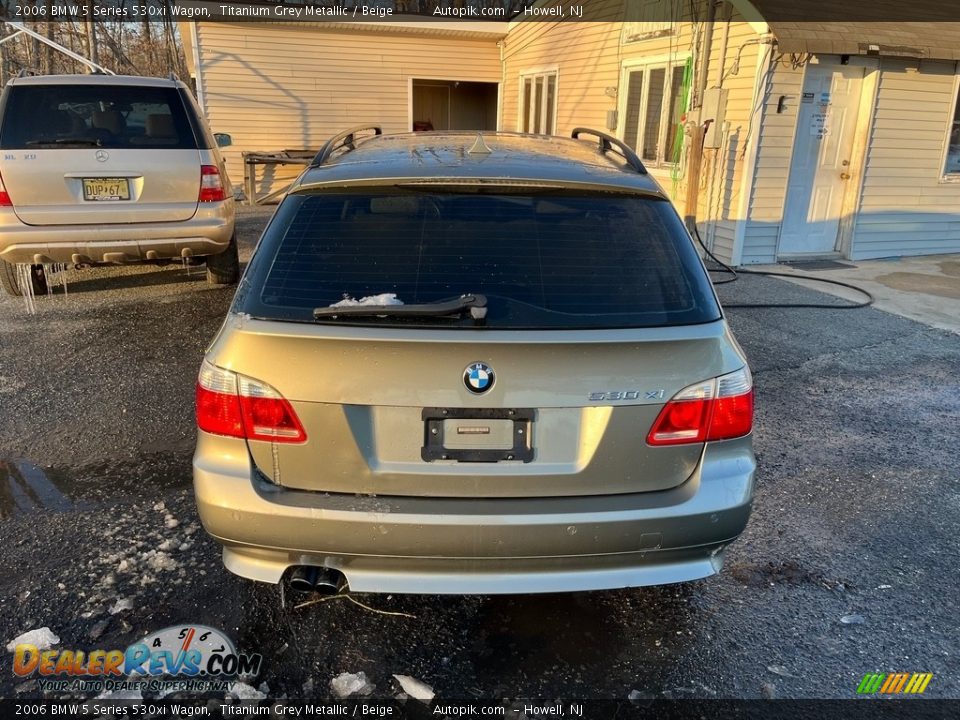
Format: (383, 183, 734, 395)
(193, 127, 756, 596)
(0, 74, 236, 295)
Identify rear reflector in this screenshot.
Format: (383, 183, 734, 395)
(196, 361, 306, 443)
(198, 165, 226, 203)
(0, 172, 12, 207)
(647, 367, 753, 446)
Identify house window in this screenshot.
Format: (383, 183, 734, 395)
(944, 82, 960, 178)
(622, 62, 688, 166)
(521, 72, 557, 135)
(624, 0, 674, 42)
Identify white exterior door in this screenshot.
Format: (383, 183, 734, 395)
(779, 64, 864, 256)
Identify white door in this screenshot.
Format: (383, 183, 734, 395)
(779, 64, 864, 256)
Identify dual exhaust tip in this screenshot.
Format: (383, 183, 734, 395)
(288, 565, 348, 595)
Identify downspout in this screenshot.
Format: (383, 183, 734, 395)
(694, 0, 718, 110)
(497, 37, 505, 131)
(730, 37, 775, 266)
(190, 22, 205, 112)
(683, 0, 718, 231)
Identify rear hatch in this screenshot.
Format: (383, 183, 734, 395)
(0, 82, 201, 225)
(209, 188, 744, 499)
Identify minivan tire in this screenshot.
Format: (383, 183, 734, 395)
(205, 234, 239, 285)
(0, 259, 47, 297)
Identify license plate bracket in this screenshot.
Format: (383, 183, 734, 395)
(82, 177, 130, 201)
(421, 407, 534, 463)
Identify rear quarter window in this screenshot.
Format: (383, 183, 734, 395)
(236, 189, 721, 330)
(0, 84, 198, 150)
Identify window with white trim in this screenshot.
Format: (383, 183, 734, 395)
(520, 72, 557, 135)
(944, 82, 960, 177)
(622, 61, 688, 166)
(624, 0, 674, 42)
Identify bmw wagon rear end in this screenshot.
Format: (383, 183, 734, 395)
(193, 130, 755, 594)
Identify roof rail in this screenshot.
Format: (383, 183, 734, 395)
(311, 125, 383, 167)
(570, 128, 647, 175)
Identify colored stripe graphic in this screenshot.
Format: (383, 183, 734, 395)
(857, 674, 886, 694)
(881, 673, 906, 693)
(859, 672, 933, 694)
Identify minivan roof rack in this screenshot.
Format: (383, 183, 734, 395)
(311, 125, 383, 167)
(570, 128, 647, 175)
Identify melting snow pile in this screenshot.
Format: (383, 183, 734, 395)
(329, 672, 374, 698)
(393, 674, 434, 702)
(330, 293, 404, 308)
(7, 627, 60, 652)
(108, 598, 133, 615)
(228, 681, 267, 700)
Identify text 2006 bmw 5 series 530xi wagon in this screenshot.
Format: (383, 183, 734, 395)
(192, 127, 755, 595)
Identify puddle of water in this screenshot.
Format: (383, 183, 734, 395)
(0, 459, 74, 519)
(874, 272, 960, 300)
(0, 454, 193, 519)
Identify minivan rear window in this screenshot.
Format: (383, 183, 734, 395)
(1, 85, 197, 150)
(238, 190, 721, 329)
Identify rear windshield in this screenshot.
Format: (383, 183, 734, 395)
(1, 85, 197, 150)
(237, 189, 721, 330)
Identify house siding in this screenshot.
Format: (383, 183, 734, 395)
(192, 22, 501, 196)
(501, 2, 763, 265)
(740, 55, 804, 264)
(852, 60, 960, 260)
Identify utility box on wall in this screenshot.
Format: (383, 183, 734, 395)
(701, 88, 729, 149)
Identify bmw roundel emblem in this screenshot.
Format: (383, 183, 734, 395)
(463, 362, 495, 394)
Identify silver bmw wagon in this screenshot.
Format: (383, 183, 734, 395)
(193, 127, 755, 595)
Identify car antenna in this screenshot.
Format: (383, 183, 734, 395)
(468, 133, 492, 155)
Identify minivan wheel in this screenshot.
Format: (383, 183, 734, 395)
(205, 233, 240, 285)
(0, 260, 47, 297)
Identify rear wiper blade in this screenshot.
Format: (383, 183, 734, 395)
(313, 293, 487, 320)
(25, 138, 102, 147)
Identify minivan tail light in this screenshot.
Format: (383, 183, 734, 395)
(196, 361, 306, 443)
(198, 165, 226, 202)
(647, 368, 753, 446)
(0, 172, 12, 207)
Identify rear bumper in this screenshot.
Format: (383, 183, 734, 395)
(0, 202, 234, 264)
(193, 433, 755, 594)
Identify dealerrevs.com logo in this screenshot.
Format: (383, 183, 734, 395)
(12, 624, 263, 694)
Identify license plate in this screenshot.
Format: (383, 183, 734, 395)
(82, 178, 130, 201)
(421, 408, 534, 463)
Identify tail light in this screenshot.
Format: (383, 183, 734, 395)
(647, 367, 753, 446)
(0, 172, 12, 207)
(198, 165, 226, 202)
(196, 361, 306, 443)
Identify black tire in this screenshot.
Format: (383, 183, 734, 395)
(0, 260, 47, 297)
(205, 234, 240, 285)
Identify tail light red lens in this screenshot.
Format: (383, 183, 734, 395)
(196, 361, 306, 443)
(647, 368, 753, 446)
(198, 165, 227, 202)
(0, 172, 12, 207)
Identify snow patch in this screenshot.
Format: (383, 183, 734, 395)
(393, 674, 434, 702)
(97, 689, 142, 701)
(7, 627, 59, 652)
(330, 293, 404, 308)
(109, 598, 133, 615)
(228, 681, 266, 700)
(329, 672, 374, 698)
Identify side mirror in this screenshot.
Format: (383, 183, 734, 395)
(214, 133, 232, 148)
